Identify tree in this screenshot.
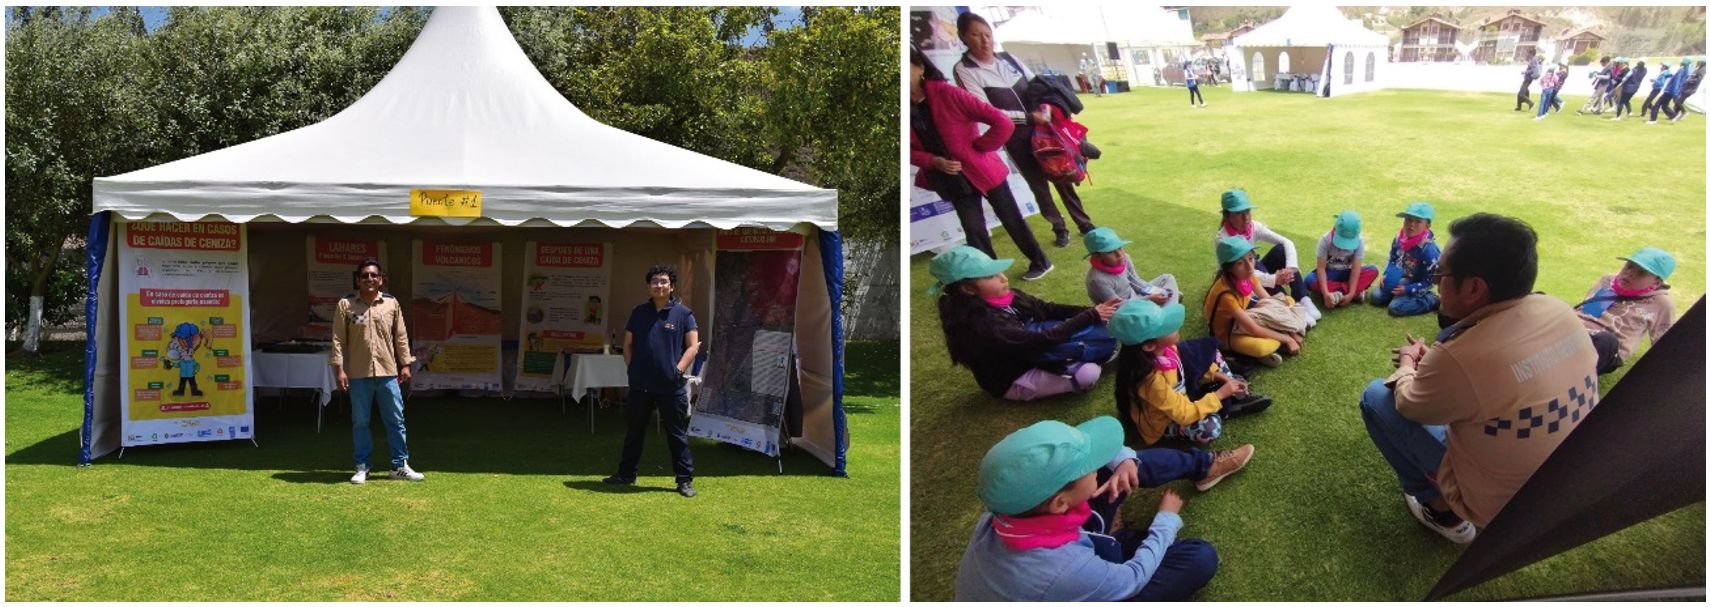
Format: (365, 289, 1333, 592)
(5, 8, 152, 352)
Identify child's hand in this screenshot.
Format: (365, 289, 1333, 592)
(1098, 459, 1140, 500)
(1148, 291, 1170, 305)
(1158, 488, 1184, 514)
(931, 156, 963, 175)
(1392, 284, 1406, 296)
(1094, 298, 1121, 322)
(1215, 381, 1240, 399)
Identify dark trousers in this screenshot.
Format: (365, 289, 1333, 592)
(1082, 465, 1219, 601)
(1651, 93, 1678, 121)
(947, 182, 1049, 270)
(1615, 89, 1638, 117)
(1188, 85, 1204, 105)
(1006, 132, 1095, 236)
(1672, 88, 1695, 117)
(1256, 244, 1307, 300)
(1642, 89, 1663, 114)
(1589, 330, 1624, 375)
(617, 387, 694, 482)
(1516, 76, 1534, 110)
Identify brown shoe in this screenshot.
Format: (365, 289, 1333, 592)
(1195, 444, 1255, 491)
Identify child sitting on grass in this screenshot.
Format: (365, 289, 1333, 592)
(1111, 299, 1272, 447)
(1204, 236, 1310, 368)
(1368, 202, 1442, 317)
(1305, 210, 1379, 310)
(932, 246, 1121, 401)
(954, 416, 1252, 601)
(1083, 226, 1180, 306)
(1577, 246, 1678, 374)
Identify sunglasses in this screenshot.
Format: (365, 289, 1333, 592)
(358, 272, 383, 279)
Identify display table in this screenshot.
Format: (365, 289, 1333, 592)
(251, 350, 335, 432)
(550, 353, 628, 432)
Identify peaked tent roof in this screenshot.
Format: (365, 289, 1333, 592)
(994, 5, 1191, 48)
(1233, 5, 1389, 48)
(93, 7, 837, 231)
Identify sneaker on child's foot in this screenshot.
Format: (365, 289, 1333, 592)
(1405, 493, 1476, 544)
(1256, 352, 1283, 368)
(1220, 394, 1273, 419)
(391, 463, 425, 482)
(351, 464, 369, 485)
(1195, 444, 1255, 491)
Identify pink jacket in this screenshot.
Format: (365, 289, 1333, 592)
(910, 79, 1015, 195)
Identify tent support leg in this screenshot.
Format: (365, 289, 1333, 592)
(249, 438, 258, 448)
(117, 447, 125, 459)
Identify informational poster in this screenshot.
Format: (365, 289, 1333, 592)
(908, 168, 1039, 255)
(116, 221, 254, 447)
(689, 228, 805, 457)
(410, 240, 503, 391)
(514, 241, 612, 393)
(304, 236, 387, 339)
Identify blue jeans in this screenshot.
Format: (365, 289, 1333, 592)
(1359, 378, 1446, 503)
(1084, 454, 1220, 600)
(1536, 89, 1556, 117)
(1367, 283, 1439, 317)
(1127, 539, 1219, 601)
(350, 376, 409, 469)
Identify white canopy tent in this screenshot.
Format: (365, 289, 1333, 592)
(1230, 5, 1390, 96)
(990, 6, 1196, 88)
(82, 7, 851, 473)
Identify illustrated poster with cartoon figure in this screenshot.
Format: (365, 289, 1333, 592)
(117, 221, 255, 447)
(410, 240, 503, 391)
(515, 241, 611, 393)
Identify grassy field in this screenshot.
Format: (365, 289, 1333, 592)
(909, 85, 1705, 600)
(7, 340, 900, 601)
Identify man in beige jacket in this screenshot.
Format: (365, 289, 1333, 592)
(330, 259, 423, 484)
(1359, 214, 1598, 543)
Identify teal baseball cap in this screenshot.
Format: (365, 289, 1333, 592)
(1082, 227, 1132, 258)
(1216, 235, 1256, 265)
(1396, 201, 1435, 223)
(928, 246, 1013, 295)
(1332, 210, 1362, 250)
(977, 416, 1125, 516)
(1108, 299, 1185, 345)
(1221, 189, 1254, 213)
(1619, 247, 1676, 281)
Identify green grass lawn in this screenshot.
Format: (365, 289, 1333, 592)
(7, 340, 900, 601)
(909, 85, 1705, 600)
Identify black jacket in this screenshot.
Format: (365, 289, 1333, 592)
(1622, 66, 1647, 94)
(1026, 75, 1083, 115)
(945, 290, 1099, 398)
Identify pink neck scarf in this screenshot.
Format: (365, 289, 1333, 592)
(992, 501, 1091, 551)
(1234, 276, 1255, 298)
(1611, 280, 1657, 298)
(1089, 256, 1127, 275)
(1222, 219, 1255, 242)
(1155, 344, 1182, 372)
(1397, 228, 1428, 252)
(983, 292, 1016, 308)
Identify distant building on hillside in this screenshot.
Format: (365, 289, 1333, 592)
(1398, 14, 1460, 62)
(1558, 28, 1606, 57)
(1472, 9, 1545, 64)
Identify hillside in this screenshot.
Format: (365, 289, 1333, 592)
(1191, 6, 1706, 56)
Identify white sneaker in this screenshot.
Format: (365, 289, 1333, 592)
(1405, 493, 1476, 544)
(351, 464, 369, 485)
(1299, 297, 1323, 322)
(391, 463, 425, 482)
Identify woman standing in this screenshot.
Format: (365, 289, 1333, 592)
(911, 46, 1053, 280)
(952, 12, 1096, 249)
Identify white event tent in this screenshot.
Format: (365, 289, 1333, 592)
(1231, 5, 1390, 96)
(81, 7, 851, 474)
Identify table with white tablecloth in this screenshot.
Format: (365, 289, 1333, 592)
(549, 353, 628, 432)
(251, 350, 336, 432)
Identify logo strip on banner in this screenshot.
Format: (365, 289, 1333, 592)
(411, 240, 504, 392)
(409, 189, 483, 218)
(716, 227, 806, 251)
(116, 221, 255, 447)
(515, 242, 613, 393)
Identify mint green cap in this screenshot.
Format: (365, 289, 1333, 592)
(1220, 189, 1254, 213)
(1397, 201, 1435, 222)
(1108, 299, 1185, 345)
(1332, 210, 1362, 250)
(928, 246, 1013, 295)
(1619, 247, 1676, 281)
(1082, 227, 1132, 258)
(977, 417, 1125, 515)
(1216, 235, 1256, 265)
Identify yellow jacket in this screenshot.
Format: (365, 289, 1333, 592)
(1130, 360, 1222, 446)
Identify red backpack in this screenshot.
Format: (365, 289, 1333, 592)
(1031, 122, 1086, 185)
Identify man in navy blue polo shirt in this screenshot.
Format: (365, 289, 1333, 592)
(603, 265, 702, 497)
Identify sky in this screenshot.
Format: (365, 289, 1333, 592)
(51, 6, 800, 48)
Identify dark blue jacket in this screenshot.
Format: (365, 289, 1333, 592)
(1622, 65, 1647, 94)
(1667, 65, 1690, 95)
(1381, 231, 1441, 297)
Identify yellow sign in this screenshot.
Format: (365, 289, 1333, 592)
(410, 189, 483, 218)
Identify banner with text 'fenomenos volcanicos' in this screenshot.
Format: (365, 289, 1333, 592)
(117, 221, 255, 447)
(411, 240, 503, 391)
